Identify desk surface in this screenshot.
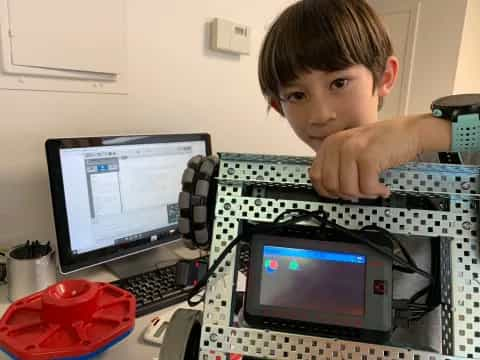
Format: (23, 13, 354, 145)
(0, 265, 205, 360)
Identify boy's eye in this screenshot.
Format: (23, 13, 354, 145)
(283, 91, 306, 102)
(330, 78, 349, 90)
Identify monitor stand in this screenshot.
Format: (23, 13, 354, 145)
(106, 238, 202, 279)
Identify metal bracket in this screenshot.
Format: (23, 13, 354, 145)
(199, 153, 480, 360)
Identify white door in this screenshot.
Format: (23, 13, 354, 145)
(368, 0, 421, 120)
(368, 0, 467, 118)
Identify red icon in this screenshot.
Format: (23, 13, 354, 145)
(270, 259, 279, 270)
(373, 280, 386, 295)
(265, 259, 279, 272)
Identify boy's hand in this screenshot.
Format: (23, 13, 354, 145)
(309, 114, 451, 200)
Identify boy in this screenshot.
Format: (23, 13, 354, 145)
(258, 0, 452, 200)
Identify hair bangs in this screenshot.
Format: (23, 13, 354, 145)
(259, 0, 393, 104)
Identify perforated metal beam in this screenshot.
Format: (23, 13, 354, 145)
(199, 153, 480, 360)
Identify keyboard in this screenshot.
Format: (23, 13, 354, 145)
(111, 247, 250, 317)
(111, 261, 192, 317)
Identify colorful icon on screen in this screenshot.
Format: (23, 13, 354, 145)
(264, 259, 279, 273)
(288, 260, 299, 271)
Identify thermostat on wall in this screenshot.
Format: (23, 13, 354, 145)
(210, 18, 251, 55)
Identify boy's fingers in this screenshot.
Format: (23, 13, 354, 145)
(357, 159, 390, 198)
(316, 183, 339, 199)
(339, 148, 360, 198)
(320, 146, 340, 196)
(309, 151, 338, 199)
(309, 171, 337, 199)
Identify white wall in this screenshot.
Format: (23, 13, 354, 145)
(405, 0, 467, 114)
(0, 0, 472, 249)
(454, 0, 480, 94)
(0, 0, 309, 249)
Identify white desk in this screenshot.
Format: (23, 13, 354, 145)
(0, 266, 203, 360)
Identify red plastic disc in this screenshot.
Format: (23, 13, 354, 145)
(0, 279, 135, 360)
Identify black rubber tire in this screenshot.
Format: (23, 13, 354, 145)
(178, 155, 219, 249)
(158, 308, 203, 360)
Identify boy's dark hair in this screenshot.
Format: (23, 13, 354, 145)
(258, 0, 393, 112)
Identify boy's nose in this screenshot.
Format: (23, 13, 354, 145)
(308, 104, 334, 127)
(308, 115, 331, 127)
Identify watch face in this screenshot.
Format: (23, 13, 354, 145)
(434, 94, 480, 108)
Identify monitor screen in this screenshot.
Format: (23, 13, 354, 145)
(46, 134, 210, 274)
(260, 245, 366, 316)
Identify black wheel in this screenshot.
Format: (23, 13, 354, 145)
(158, 308, 203, 360)
(178, 155, 219, 249)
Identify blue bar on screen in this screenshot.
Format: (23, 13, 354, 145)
(263, 245, 366, 264)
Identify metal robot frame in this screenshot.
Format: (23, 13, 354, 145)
(198, 152, 480, 360)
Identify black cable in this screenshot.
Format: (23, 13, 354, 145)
(396, 283, 440, 325)
(393, 264, 416, 274)
(187, 232, 244, 306)
(392, 236, 437, 325)
(187, 220, 292, 306)
(310, 212, 433, 281)
(398, 237, 442, 325)
(188, 210, 319, 305)
(275, 208, 431, 280)
(188, 208, 433, 307)
(273, 208, 329, 225)
(426, 237, 441, 308)
(361, 225, 417, 269)
(409, 285, 431, 304)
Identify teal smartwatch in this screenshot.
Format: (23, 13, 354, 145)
(431, 94, 480, 152)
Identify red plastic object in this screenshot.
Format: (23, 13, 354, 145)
(0, 279, 135, 360)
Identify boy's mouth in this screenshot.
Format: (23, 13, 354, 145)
(308, 136, 325, 151)
(308, 126, 347, 142)
(308, 135, 326, 143)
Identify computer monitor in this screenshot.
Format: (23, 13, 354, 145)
(45, 134, 211, 275)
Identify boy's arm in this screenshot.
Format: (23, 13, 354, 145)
(413, 114, 451, 153)
(309, 114, 452, 200)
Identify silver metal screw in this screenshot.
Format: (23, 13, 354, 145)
(209, 333, 218, 342)
(384, 209, 391, 217)
(461, 181, 471, 190)
(254, 199, 262, 206)
(462, 221, 471, 231)
(224, 203, 231, 210)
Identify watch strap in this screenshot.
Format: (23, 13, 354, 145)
(451, 113, 480, 152)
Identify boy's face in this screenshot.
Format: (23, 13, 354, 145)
(278, 65, 381, 152)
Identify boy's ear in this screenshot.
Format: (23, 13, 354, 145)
(377, 56, 399, 97)
(269, 98, 284, 116)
